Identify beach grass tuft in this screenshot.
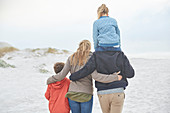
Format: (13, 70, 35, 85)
(0, 47, 19, 57)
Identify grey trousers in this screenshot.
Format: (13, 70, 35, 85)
(98, 92, 125, 113)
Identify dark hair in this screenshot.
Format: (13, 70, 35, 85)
(53, 62, 65, 74)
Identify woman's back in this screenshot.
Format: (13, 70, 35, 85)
(68, 53, 93, 95)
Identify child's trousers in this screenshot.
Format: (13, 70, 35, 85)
(98, 92, 124, 113)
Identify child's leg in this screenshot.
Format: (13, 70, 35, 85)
(68, 98, 81, 113)
(95, 46, 121, 52)
(80, 96, 93, 113)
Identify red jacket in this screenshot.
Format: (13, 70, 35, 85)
(45, 77, 70, 113)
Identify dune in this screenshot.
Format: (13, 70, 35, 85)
(0, 42, 13, 48)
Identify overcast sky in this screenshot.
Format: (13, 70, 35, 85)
(0, 0, 170, 54)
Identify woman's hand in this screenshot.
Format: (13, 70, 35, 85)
(118, 75, 122, 80)
(113, 71, 122, 81)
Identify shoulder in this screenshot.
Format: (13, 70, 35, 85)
(117, 51, 129, 61)
(48, 84, 52, 87)
(117, 51, 124, 57)
(90, 52, 97, 58)
(86, 52, 94, 60)
(68, 56, 71, 61)
(109, 17, 117, 21)
(65, 56, 72, 66)
(107, 17, 117, 25)
(93, 20, 99, 26)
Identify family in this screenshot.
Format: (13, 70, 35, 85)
(45, 4, 135, 113)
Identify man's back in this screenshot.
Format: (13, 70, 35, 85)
(70, 51, 135, 91)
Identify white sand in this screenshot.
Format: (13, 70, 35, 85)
(0, 50, 170, 113)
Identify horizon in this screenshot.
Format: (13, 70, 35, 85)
(1, 41, 170, 60)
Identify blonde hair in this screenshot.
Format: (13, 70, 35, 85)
(70, 40, 91, 66)
(97, 4, 109, 19)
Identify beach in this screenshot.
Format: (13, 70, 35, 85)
(0, 50, 170, 113)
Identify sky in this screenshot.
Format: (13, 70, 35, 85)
(0, 0, 170, 54)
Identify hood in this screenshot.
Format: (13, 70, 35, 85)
(51, 77, 68, 89)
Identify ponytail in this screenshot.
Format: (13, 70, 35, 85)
(97, 4, 109, 19)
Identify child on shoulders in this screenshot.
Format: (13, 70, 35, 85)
(93, 4, 121, 52)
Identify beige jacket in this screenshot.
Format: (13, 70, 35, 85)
(47, 55, 119, 95)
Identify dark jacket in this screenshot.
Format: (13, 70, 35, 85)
(69, 51, 135, 91)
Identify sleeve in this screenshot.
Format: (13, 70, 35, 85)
(93, 22, 98, 49)
(47, 58, 71, 85)
(122, 54, 135, 78)
(116, 26, 121, 47)
(45, 85, 51, 100)
(91, 70, 118, 83)
(69, 54, 96, 81)
(115, 26, 120, 37)
(114, 19, 120, 37)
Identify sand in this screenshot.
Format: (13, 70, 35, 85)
(0, 50, 170, 113)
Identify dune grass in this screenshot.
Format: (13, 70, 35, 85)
(0, 59, 15, 68)
(31, 48, 59, 54)
(62, 49, 69, 53)
(39, 69, 49, 73)
(0, 47, 19, 57)
(46, 48, 59, 54)
(31, 48, 41, 52)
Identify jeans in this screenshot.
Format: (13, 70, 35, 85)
(95, 46, 121, 52)
(68, 96, 93, 113)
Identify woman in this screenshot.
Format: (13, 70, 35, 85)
(47, 40, 122, 113)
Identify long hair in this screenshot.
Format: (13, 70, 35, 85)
(97, 4, 109, 19)
(70, 40, 91, 66)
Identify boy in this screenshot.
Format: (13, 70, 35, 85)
(45, 62, 70, 113)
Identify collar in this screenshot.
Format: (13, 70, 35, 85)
(100, 16, 109, 19)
